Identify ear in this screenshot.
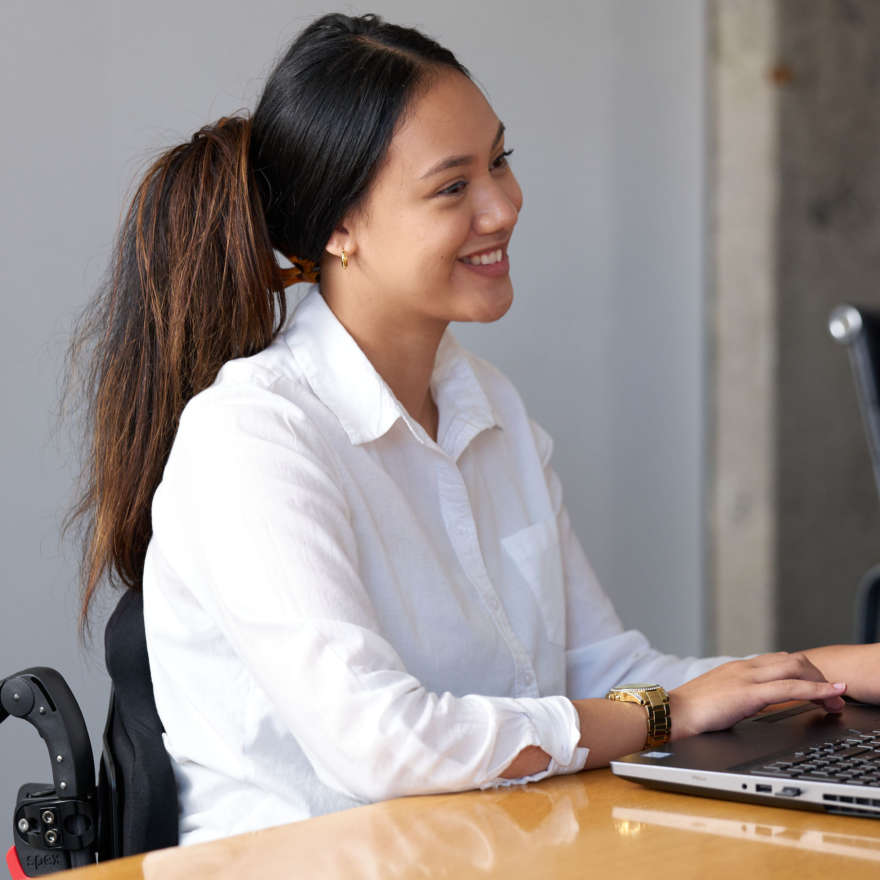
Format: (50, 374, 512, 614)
(325, 221, 356, 260)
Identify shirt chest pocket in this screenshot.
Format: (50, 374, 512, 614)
(501, 518, 566, 646)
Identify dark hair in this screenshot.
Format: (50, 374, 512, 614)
(68, 13, 470, 628)
(253, 13, 468, 261)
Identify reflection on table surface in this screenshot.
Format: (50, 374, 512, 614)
(613, 806, 880, 862)
(70, 769, 880, 879)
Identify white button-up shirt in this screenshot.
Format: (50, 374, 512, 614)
(143, 287, 727, 845)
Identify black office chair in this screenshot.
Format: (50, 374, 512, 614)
(829, 304, 880, 643)
(1, 591, 178, 878)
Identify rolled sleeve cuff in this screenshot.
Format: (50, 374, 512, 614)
(480, 695, 588, 789)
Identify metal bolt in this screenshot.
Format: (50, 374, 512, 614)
(17, 818, 29, 834)
(45, 830, 58, 846)
(56, 754, 63, 763)
(38, 706, 46, 715)
(828, 305, 863, 343)
(12, 692, 20, 701)
(59, 781, 67, 791)
(41, 810, 55, 826)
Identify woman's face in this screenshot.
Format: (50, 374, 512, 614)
(335, 70, 523, 331)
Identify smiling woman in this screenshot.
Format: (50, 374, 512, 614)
(321, 71, 522, 438)
(67, 10, 880, 849)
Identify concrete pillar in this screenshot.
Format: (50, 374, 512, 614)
(710, 0, 779, 655)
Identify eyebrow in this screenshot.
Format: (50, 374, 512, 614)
(419, 122, 506, 179)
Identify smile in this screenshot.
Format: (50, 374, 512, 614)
(461, 248, 503, 266)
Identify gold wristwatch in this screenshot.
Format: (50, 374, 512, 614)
(605, 683, 671, 749)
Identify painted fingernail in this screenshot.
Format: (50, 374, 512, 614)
(833, 682, 846, 690)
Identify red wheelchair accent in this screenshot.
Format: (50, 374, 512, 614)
(5, 846, 26, 880)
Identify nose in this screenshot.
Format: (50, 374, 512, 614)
(473, 175, 522, 236)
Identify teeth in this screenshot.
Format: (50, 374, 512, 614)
(464, 248, 503, 266)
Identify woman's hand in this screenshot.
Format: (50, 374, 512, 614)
(668, 652, 847, 741)
(803, 642, 880, 704)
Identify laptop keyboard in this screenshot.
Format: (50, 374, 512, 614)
(749, 729, 880, 786)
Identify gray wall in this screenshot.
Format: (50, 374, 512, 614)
(0, 0, 707, 824)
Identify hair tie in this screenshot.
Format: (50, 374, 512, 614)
(279, 255, 320, 286)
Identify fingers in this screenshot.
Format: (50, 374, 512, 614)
(813, 695, 846, 713)
(754, 677, 846, 705)
(747, 653, 850, 711)
(670, 654, 849, 739)
(744, 651, 828, 686)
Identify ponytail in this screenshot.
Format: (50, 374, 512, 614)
(70, 11, 473, 629)
(68, 115, 286, 629)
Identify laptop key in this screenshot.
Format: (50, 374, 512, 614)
(838, 746, 872, 759)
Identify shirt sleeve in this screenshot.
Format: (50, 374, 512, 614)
(528, 420, 738, 700)
(152, 387, 585, 803)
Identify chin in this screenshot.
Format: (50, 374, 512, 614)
(478, 287, 514, 323)
(478, 297, 513, 323)
(456, 282, 514, 324)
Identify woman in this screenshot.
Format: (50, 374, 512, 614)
(72, 13, 876, 845)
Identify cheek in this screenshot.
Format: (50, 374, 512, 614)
(393, 210, 472, 282)
(413, 222, 468, 271)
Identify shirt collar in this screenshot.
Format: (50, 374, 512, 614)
(431, 331, 501, 460)
(283, 287, 500, 456)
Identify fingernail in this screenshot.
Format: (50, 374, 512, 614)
(833, 682, 846, 690)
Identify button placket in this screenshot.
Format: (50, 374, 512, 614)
(437, 458, 539, 697)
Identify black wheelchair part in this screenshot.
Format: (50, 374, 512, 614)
(3, 590, 180, 877)
(1, 668, 97, 876)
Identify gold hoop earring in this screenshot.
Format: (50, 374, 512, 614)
(341, 249, 349, 270)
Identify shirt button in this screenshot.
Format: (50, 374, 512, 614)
(488, 596, 500, 612)
(524, 672, 534, 686)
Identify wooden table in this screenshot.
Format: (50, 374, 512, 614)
(66, 769, 880, 879)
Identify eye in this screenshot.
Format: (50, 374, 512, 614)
(492, 148, 514, 170)
(435, 148, 514, 197)
(437, 180, 467, 197)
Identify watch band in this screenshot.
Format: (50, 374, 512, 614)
(604, 683, 671, 749)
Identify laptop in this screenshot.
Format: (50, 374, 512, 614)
(610, 700, 880, 817)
